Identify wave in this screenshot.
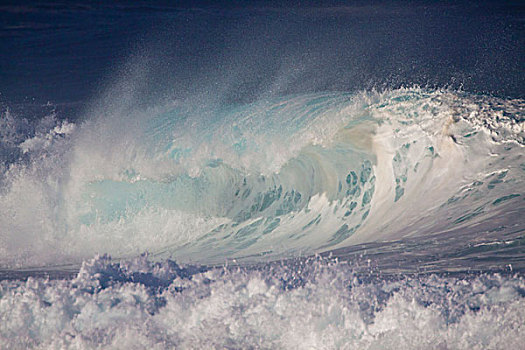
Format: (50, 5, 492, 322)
(0, 87, 523, 268)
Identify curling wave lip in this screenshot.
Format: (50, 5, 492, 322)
(0, 87, 523, 269)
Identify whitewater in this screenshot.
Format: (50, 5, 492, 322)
(1, 87, 524, 348)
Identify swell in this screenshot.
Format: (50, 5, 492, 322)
(0, 88, 523, 268)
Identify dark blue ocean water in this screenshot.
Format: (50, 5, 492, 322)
(1, 1, 523, 114)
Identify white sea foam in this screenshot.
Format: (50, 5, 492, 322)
(0, 255, 523, 349)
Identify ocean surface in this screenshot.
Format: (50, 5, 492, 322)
(1, 1, 524, 349)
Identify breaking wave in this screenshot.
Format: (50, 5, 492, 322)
(0, 87, 523, 269)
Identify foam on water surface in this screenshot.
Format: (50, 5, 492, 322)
(1, 255, 523, 349)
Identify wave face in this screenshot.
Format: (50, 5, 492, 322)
(0, 87, 523, 269)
